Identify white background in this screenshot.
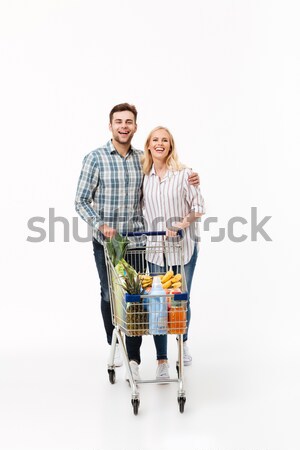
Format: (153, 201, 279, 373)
(1, 1, 300, 449)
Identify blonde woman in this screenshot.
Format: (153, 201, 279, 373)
(142, 126, 205, 380)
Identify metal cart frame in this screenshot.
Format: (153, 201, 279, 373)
(104, 231, 188, 415)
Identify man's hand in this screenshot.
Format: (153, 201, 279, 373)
(188, 171, 200, 186)
(99, 224, 117, 238)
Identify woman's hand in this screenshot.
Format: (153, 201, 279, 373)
(175, 217, 190, 229)
(166, 218, 190, 237)
(166, 229, 178, 237)
(188, 171, 200, 186)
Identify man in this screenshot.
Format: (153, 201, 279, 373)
(75, 103, 198, 378)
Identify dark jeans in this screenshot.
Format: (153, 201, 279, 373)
(92, 238, 144, 363)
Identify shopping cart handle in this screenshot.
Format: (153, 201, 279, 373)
(122, 230, 183, 237)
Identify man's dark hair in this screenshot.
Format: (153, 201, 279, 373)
(109, 103, 138, 124)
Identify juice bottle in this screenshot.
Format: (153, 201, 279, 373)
(168, 300, 186, 334)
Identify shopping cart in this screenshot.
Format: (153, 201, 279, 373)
(104, 231, 188, 415)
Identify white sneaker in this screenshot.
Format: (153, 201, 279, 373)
(183, 342, 192, 366)
(126, 360, 140, 382)
(112, 344, 123, 367)
(156, 362, 170, 381)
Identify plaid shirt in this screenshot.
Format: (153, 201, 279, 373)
(75, 140, 144, 242)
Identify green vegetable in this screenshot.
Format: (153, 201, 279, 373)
(106, 233, 129, 266)
(110, 269, 126, 326)
(115, 258, 142, 295)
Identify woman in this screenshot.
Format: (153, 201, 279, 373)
(142, 126, 205, 380)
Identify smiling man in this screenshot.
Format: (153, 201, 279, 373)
(75, 103, 144, 367)
(76, 104, 144, 242)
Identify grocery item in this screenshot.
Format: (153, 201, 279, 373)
(115, 259, 141, 294)
(161, 270, 174, 284)
(139, 274, 153, 288)
(126, 301, 148, 336)
(112, 258, 142, 327)
(111, 269, 126, 326)
(162, 279, 172, 289)
(170, 274, 182, 283)
(149, 276, 168, 335)
(106, 233, 129, 266)
(168, 302, 186, 334)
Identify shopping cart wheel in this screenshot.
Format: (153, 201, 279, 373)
(178, 396, 186, 413)
(131, 398, 140, 415)
(176, 362, 179, 377)
(108, 368, 116, 384)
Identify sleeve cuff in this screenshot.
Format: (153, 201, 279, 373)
(94, 220, 104, 231)
(192, 205, 205, 214)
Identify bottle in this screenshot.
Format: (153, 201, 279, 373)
(168, 288, 186, 334)
(168, 302, 186, 334)
(149, 276, 168, 335)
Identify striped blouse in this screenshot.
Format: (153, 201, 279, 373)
(143, 166, 205, 266)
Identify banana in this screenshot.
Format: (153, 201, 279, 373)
(172, 281, 182, 289)
(162, 279, 172, 289)
(161, 270, 174, 284)
(170, 274, 182, 283)
(139, 274, 152, 281)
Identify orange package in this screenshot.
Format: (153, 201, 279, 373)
(167, 288, 186, 334)
(168, 305, 186, 334)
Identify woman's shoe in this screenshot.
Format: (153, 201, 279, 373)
(183, 342, 192, 366)
(156, 362, 170, 381)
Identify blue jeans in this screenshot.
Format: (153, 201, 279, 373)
(148, 244, 198, 358)
(92, 238, 143, 363)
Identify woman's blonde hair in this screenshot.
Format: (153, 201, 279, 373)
(141, 126, 185, 175)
